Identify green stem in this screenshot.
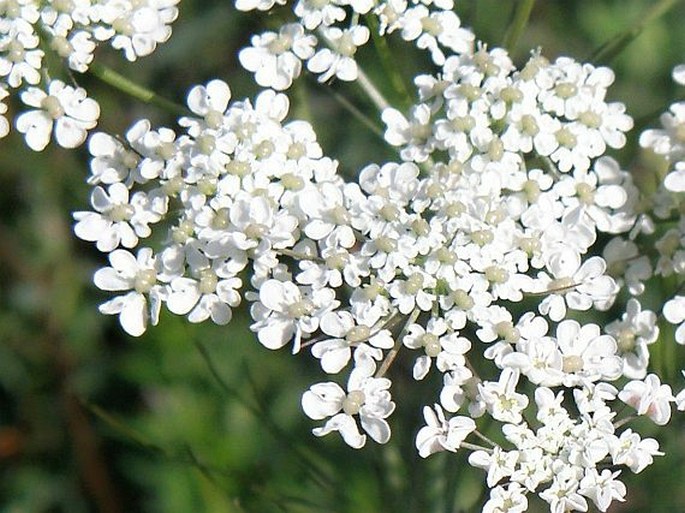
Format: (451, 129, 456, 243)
(502, 0, 536, 54)
(589, 0, 683, 65)
(356, 66, 390, 111)
(87, 61, 190, 117)
(365, 14, 414, 109)
(325, 84, 385, 138)
(193, 338, 336, 493)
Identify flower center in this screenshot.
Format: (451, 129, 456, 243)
(204, 109, 224, 129)
(267, 33, 293, 55)
(562, 354, 584, 373)
(342, 390, 366, 415)
(198, 268, 218, 294)
(346, 325, 370, 343)
(576, 182, 595, 204)
(555, 127, 577, 148)
(134, 268, 157, 294)
(7, 40, 25, 62)
(335, 33, 357, 57)
(108, 203, 135, 222)
(422, 333, 441, 357)
(41, 95, 65, 120)
(555, 82, 577, 99)
(520, 114, 539, 136)
(617, 328, 636, 352)
(288, 299, 313, 318)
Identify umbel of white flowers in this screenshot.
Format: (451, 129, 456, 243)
(5, 0, 685, 512)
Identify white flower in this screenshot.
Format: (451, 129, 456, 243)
(606, 299, 659, 379)
(93, 248, 165, 336)
(73, 183, 164, 252)
(663, 295, 685, 344)
(165, 246, 243, 325)
(664, 160, 685, 192)
(307, 25, 369, 82)
(294, 0, 346, 30)
(483, 483, 528, 513)
(415, 404, 476, 458)
(382, 104, 434, 162)
(478, 368, 529, 424)
(0, 27, 43, 87)
(579, 469, 625, 512)
(398, 6, 474, 65)
(469, 445, 520, 488)
(675, 371, 685, 411)
(536, 248, 618, 321)
(555, 319, 622, 386)
(301, 365, 395, 448)
(673, 64, 685, 85)
(618, 374, 674, 425)
(181, 79, 232, 134)
(234, 0, 285, 11)
(95, 0, 180, 61)
(239, 23, 316, 90)
(250, 279, 337, 352)
(16, 80, 100, 151)
(609, 429, 663, 473)
(311, 310, 392, 373)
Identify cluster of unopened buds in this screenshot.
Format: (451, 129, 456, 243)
(4, 0, 685, 511)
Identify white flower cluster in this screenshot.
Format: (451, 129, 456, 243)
(236, 0, 474, 89)
(633, 66, 685, 352)
(1, 0, 179, 150)
(70, 2, 685, 512)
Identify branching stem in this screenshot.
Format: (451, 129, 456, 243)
(87, 62, 190, 116)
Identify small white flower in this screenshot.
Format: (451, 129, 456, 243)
(555, 319, 622, 386)
(483, 483, 528, 513)
(415, 404, 476, 458)
(16, 79, 100, 151)
(93, 248, 165, 336)
(239, 23, 316, 90)
(618, 374, 674, 425)
(95, 0, 180, 61)
(307, 25, 369, 82)
(301, 365, 395, 448)
(250, 279, 337, 352)
(478, 368, 529, 424)
(0, 27, 43, 87)
(579, 468, 626, 512)
(536, 248, 618, 321)
(606, 299, 659, 379)
(663, 295, 685, 344)
(73, 183, 163, 252)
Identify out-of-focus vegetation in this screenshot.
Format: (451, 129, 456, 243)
(2, 1, 685, 512)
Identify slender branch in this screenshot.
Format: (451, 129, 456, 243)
(502, 0, 536, 54)
(589, 0, 683, 65)
(460, 441, 491, 453)
(375, 308, 421, 378)
(193, 338, 335, 492)
(613, 414, 638, 430)
(87, 61, 191, 116)
(473, 429, 498, 448)
(323, 84, 385, 138)
(356, 66, 390, 111)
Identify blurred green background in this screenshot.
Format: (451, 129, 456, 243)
(2, 0, 685, 512)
